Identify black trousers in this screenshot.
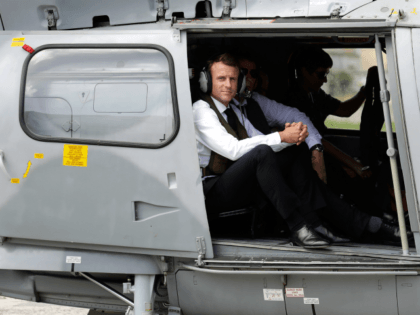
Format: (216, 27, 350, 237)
(204, 144, 371, 238)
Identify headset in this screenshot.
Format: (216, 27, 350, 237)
(199, 64, 246, 95)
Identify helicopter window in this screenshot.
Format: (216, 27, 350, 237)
(21, 46, 179, 148)
(323, 48, 395, 132)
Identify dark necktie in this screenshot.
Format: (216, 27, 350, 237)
(224, 107, 238, 133)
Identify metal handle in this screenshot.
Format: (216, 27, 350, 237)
(0, 150, 11, 180)
(375, 34, 410, 256)
(180, 264, 418, 276)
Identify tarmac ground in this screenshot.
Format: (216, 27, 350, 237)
(0, 297, 89, 315)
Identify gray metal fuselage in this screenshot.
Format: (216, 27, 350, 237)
(0, 0, 420, 314)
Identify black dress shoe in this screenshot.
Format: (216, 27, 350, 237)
(314, 225, 350, 243)
(291, 225, 330, 249)
(379, 222, 414, 244)
(383, 212, 411, 230)
(382, 212, 398, 225)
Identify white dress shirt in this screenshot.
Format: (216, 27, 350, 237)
(193, 96, 294, 168)
(240, 92, 323, 149)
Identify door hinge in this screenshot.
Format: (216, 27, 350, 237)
(172, 29, 181, 43)
(157, 0, 169, 21)
(195, 237, 206, 266)
(44, 7, 59, 30)
(330, 5, 343, 19)
(222, 0, 236, 18)
(380, 90, 390, 102)
(398, 9, 407, 20)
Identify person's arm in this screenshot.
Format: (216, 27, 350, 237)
(193, 101, 295, 161)
(322, 139, 372, 179)
(311, 149, 327, 184)
(333, 87, 366, 118)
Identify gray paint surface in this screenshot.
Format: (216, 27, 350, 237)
(395, 28, 420, 235)
(386, 33, 420, 251)
(176, 270, 287, 315)
(285, 275, 398, 315)
(397, 275, 420, 315)
(0, 0, 380, 31)
(0, 0, 246, 30)
(0, 270, 133, 310)
(0, 0, 156, 30)
(176, 270, 404, 315)
(0, 243, 161, 274)
(0, 0, 418, 31)
(0, 31, 213, 259)
(0, 1, 420, 313)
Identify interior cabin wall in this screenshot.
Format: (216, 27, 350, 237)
(187, 35, 388, 151)
(186, 35, 403, 153)
(187, 33, 416, 249)
(187, 36, 383, 110)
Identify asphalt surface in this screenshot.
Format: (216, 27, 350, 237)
(0, 297, 89, 315)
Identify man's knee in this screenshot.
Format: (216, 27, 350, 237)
(252, 144, 275, 161)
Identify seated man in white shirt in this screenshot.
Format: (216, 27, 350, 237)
(193, 53, 407, 248)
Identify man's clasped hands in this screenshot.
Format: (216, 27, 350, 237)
(279, 122, 309, 146)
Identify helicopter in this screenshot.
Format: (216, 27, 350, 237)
(0, 1, 420, 314)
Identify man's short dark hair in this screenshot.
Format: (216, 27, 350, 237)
(208, 53, 240, 72)
(295, 46, 333, 74)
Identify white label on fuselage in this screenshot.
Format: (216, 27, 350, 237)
(304, 298, 319, 304)
(263, 289, 284, 301)
(66, 256, 82, 264)
(286, 288, 304, 297)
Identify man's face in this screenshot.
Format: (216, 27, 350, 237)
(210, 61, 239, 106)
(239, 59, 258, 92)
(302, 66, 330, 92)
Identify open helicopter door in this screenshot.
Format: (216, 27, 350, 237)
(0, 30, 213, 259)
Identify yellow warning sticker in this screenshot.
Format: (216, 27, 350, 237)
(23, 161, 32, 178)
(63, 144, 88, 167)
(34, 153, 44, 159)
(11, 178, 20, 184)
(12, 37, 25, 42)
(11, 42, 24, 47)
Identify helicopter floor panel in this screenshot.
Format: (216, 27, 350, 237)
(210, 237, 420, 265)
